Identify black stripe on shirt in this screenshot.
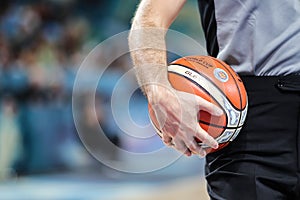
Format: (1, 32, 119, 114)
(198, 0, 219, 57)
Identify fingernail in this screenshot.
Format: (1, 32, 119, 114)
(184, 151, 191, 157)
(212, 143, 219, 149)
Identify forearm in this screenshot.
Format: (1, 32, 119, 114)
(129, 0, 186, 97)
(129, 8, 168, 96)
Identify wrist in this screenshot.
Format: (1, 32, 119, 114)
(144, 84, 160, 103)
(145, 81, 173, 105)
(135, 64, 172, 100)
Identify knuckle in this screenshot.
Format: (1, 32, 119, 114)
(172, 140, 186, 152)
(186, 140, 197, 151)
(163, 139, 172, 146)
(163, 139, 173, 146)
(161, 129, 172, 137)
(162, 132, 171, 139)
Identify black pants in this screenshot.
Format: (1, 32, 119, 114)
(205, 75, 300, 200)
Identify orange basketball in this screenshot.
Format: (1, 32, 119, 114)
(148, 55, 248, 153)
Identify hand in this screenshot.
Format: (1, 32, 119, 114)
(147, 83, 223, 157)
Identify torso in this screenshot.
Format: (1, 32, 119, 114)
(198, 0, 300, 75)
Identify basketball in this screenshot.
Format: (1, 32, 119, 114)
(148, 55, 248, 153)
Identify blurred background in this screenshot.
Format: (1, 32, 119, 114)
(0, 0, 209, 199)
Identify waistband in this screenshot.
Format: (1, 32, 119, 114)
(240, 75, 300, 93)
(239, 75, 300, 102)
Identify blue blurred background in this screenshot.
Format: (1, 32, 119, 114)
(0, 0, 209, 199)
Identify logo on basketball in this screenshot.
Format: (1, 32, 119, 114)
(214, 68, 229, 83)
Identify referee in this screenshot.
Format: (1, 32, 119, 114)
(129, 0, 300, 199)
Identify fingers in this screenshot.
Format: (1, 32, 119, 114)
(162, 130, 193, 157)
(149, 89, 221, 157)
(162, 127, 213, 157)
(176, 90, 222, 116)
(172, 137, 192, 157)
(194, 95, 223, 116)
(159, 116, 218, 157)
(185, 138, 207, 157)
(162, 134, 172, 146)
(194, 125, 219, 149)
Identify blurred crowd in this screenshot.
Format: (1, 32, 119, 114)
(0, 0, 144, 180)
(0, 0, 203, 180)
